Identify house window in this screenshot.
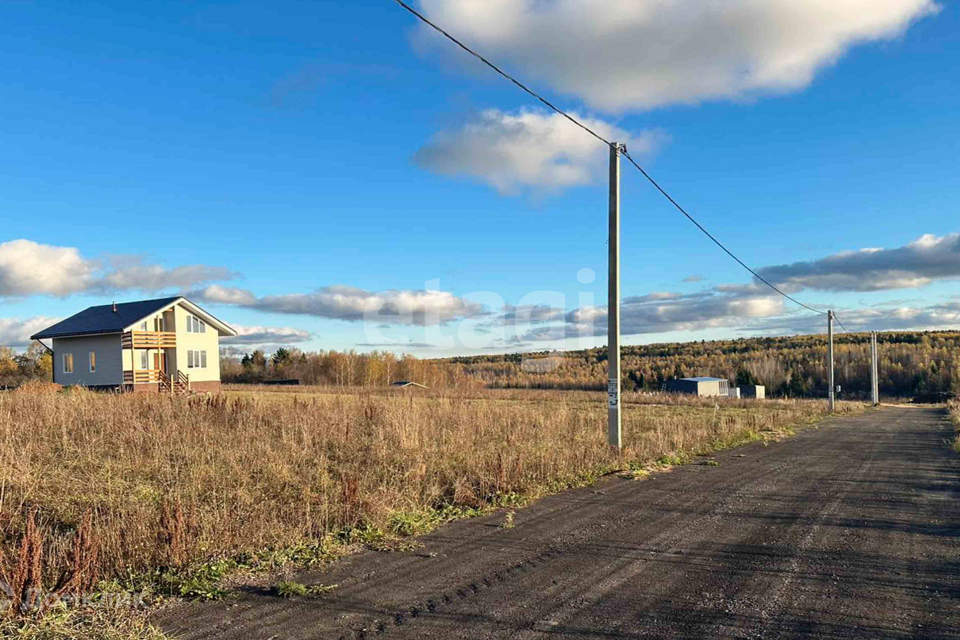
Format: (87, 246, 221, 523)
(140, 321, 148, 331)
(140, 351, 149, 370)
(62, 353, 73, 374)
(187, 315, 206, 333)
(158, 317, 165, 332)
(188, 350, 207, 369)
(89, 351, 96, 373)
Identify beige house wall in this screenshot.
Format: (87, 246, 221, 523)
(171, 304, 221, 383)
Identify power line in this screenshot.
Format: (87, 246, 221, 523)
(832, 314, 850, 334)
(391, 0, 610, 147)
(620, 151, 827, 316)
(391, 0, 828, 317)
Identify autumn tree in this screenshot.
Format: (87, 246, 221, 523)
(0, 347, 17, 384)
(736, 365, 760, 387)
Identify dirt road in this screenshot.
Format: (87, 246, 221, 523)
(160, 407, 960, 639)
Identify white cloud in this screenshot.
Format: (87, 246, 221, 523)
(501, 232, 960, 345)
(191, 284, 258, 306)
(355, 340, 438, 349)
(0, 239, 240, 298)
(224, 325, 312, 345)
(515, 291, 960, 344)
(499, 304, 567, 325)
(0, 316, 61, 347)
(414, 108, 667, 194)
(748, 298, 960, 334)
(414, 0, 940, 111)
(0, 240, 97, 297)
(97, 259, 239, 293)
(192, 284, 485, 326)
(757, 233, 960, 292)
(497, 285, 785, 343)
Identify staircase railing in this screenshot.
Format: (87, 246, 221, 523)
(123, 369, 165, 384)
(123, 369, 191, 393)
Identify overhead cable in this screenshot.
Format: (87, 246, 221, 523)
(392, 0, 829, 317)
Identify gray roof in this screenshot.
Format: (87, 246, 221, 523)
(682, 377, 727, 382)
(30, 297, 181, 340)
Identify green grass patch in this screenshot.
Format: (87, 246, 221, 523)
(274, 580, 339, 599)
(275, 581, 310, 598)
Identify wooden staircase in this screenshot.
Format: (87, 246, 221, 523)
(159, 371, 191, 395)
(174, 370, 191, 395)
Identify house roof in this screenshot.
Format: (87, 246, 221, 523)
(30, 297, 237, 340)
(682, 377, 727, 383)
(30, 297, 181, 340)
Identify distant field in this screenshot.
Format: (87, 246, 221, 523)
(0, 385, 863, 637)
(221, 383, 787, 406)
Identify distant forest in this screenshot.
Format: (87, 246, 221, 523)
(444, 331, 960, 399)
(221, 331, 959, 400)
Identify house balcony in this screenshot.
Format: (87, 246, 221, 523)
(121, 331, 177, 349)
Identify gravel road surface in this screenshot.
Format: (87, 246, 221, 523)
(160, 406, 960, 639)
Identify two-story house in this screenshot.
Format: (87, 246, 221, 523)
(30, 297, 237, 393)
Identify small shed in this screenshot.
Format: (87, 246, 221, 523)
(665, 377, 730, 397)
(739, 385, 766, 399)
(390, 381, 428, 389)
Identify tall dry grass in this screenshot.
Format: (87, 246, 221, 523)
(0, 386, 859, 602)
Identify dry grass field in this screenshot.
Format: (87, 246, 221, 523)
(0, 383, 863, 638)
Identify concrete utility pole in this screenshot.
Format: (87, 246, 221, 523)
(608, 142, 624, 449)
(872, 331, 880, 406)
(875, 332, 880, 404)
(828, 310, 835, 411)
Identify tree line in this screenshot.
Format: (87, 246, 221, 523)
(445, 331, 960, 399)
(220, 348, 480, 389)
(0, 344, 52, 389)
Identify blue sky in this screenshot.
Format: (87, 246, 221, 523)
(1, 0, 958, 355)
